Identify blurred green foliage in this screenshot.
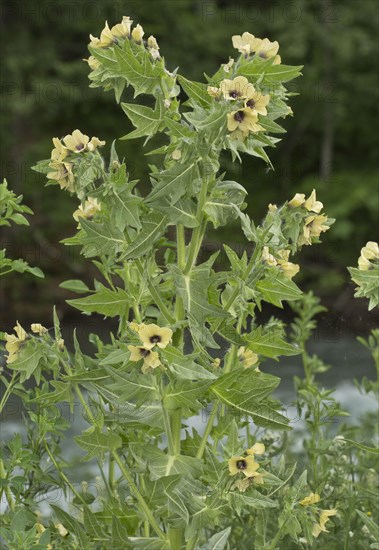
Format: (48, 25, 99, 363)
(1, 0, 378, 326)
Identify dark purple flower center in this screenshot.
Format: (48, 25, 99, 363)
(236, 459, 247, 470)
(76, 144, 85, 151)
(150, 335, 161, 344)
(139, 348, 151, 358)
(246, 99, 256, 109)
(229, 90, 241, 99)
(234, 111, 245, 123)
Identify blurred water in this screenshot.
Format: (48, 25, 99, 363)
(1, 335, 377, 513)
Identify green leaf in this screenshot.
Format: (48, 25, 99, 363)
(74, 429, 122, 461)
(59, 279, 90, 293)
(123, 212, 167, 259)
(204, 180, 246, 228)
(50, 506, 88, 546)
(128, 538, 170, 549)
(178, 75, 212, 108)
(164, 380, 212, 411)
(74, 219, 126, 258)
(237, 59, 303, 83)
(257, 270, 302, 308)
(104, 366, 160, 405)
(162, 346, 216, 380)
(227, 491, 278, 511)
(153, 197, 199, 228)
(210, 368, 290, 430)
(246, 326, 301, 359)
(135, 444, 203, 478)
(202, 527, 231, 549)
(357, 510, 379, 540)
(170, 260, 229, 348)
(344, 438, 379, 455)
(121, 100, 164, 140)
(145, 161, 199, 206)
(67, 284, 130, 317)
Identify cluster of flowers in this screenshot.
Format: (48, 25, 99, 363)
(262, 246, 300, 279)
(232, 32, 281, 64)
(87, 16, 160, 71)
(228, 442, 266, 490)
(299, 492, 337, 538)
(128, 323, 173, 373)
(47, 130, 105, 192)
(288, 189, 330, 246)
(207, 74, 270, 140)
(73, 197, 101, 224)
(4, 322, 63, 364)
(357, 241, 379, 271)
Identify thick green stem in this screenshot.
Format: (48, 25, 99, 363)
(44, 442, 89, 508)
(196, 401, 219, 460)
(186, 535, 199, 550)
(183, 178, 208, 275)
(170, 409, 182, 454)
(162, 402, 176, 456)
(112, 450, 166, 541)
(0, 459, 15, 511)
(173, 224, 186, 348)
(168, 527, 183, 550)
(124, 228, 175, 325)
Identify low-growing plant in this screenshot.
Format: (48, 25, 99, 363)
(1, 16, 378, 550)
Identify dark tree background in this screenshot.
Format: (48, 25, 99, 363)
(1, 0, 378, 333)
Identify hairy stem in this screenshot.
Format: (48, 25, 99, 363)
(112, 450, 166, 541)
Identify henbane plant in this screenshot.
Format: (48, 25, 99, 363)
(1, 15, 378, 550)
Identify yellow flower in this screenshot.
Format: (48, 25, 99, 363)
(56, 338, 65, 351)
(228, 455, 260, 478)
(255, 38, 281, 64)
(246, 442, 265, 455)
(147, 35, 160, 59)
(244, 87, 270, 116)
(47, 161, 75, 192)
(207, 86, 221, 98)
(130, 321, 145, 333)
(85, 56, 101, 71)
(268, 203, 277, 212)
(237, 346, 259, 368)
(227, 108, 263, 137)
(212, 358, 221, 368)
(89, 21, 114, 49)
(220, 76, 252, 101)
(358, 241, 379, 270)
(63, 129, 89, 153)
(232, 32, 262, 56)
(222, 57, 234, 73)
(138, 323, 173, 350)
(172, 149, 182, 160)
(87, 137, 106, 152)
(51, 138, 68, 162)
(111, 16, 133, 40)
(312, 509, 337, 537)
(131, 24, 144, 43)
(288, 192, 306, 207)
(73, 197, 101, 222)
(277, 250, 299, 279)
(298, 214, 330, 246)
(55, 523, 68, 537)
(31, 323, 48, 335)
(262, 246, 277, 266)
(300, 492, 321, 506)
(304, 189, 323, 213)
(358, 242, 379, 270)
(5, 322, 27, 364)
(128, 345, 161, 371)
